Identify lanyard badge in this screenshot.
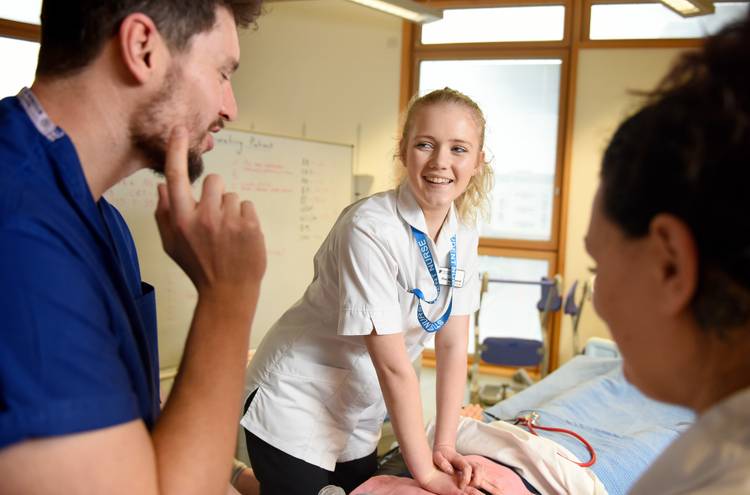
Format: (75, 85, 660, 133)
(409, 226, 456, 333)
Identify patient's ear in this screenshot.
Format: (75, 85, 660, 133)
(648, 214, 698, 315)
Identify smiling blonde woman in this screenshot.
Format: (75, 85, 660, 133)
(240, 88, 499, 495)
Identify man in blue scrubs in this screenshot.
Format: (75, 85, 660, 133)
(0, 2, 267, 493)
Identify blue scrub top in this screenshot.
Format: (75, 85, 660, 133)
(0, 93, 160, 448)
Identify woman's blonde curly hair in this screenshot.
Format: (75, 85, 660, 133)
(397, 87, 494, 225)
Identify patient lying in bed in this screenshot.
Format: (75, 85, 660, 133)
(353, 454, 534, 495)
(352, 355, 694, 495)
(353, 416, 603, 494)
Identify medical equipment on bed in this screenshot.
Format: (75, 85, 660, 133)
(469, 274, 563, 405)
(372, 355, 692, 495)
(562, 276, 621, 358)
(482, 409, 598, 468)
(583, 337, 620, 358)
(484, 355, 695, 495)
(563, 277, 592, 355)
(515, 412, 597, 467)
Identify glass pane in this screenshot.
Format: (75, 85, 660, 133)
(0, 38, 39, 98)
(470, 256, 550, 353)
(421, 6, 565, 44)
(425, 255, 550, 352)
(419, 59, 561, 241)
(0, 1, 42, 25)
(590, 2, 749, 40)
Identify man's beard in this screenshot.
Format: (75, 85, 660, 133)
(130, 70, 209, 184)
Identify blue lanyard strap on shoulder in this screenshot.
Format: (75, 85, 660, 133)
(409, 226, 456, 333)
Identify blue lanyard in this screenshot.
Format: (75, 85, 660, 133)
(409, 226, 456, 333)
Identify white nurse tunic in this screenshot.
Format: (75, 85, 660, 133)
(628, 386, 750, 494)
(240, 184, 480, 470)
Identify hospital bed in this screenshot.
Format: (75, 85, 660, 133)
(353, 352, 695, 495)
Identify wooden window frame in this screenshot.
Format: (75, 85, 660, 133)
(414, 0, 573, 50)
(410, 48, 570, 253)
(404, 0, 735, 374)
(402, 1, 576, 372)
(409, 18, 573, 252)
(0, 19, 40, 42)
(580, 0, 742, 48)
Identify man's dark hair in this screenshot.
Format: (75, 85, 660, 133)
(600, 10, 750, 334)
(36, 0, 262, 77)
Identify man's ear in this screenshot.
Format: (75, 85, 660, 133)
(649, 213, 699, 315)
(118, 13, 164, 84)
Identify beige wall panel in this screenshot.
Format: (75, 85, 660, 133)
(221, 3, 402, 462)
(232, 0, 403, 198)
(559, 47, 686, 363)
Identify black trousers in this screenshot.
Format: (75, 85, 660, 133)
(243, 391, 377, 495)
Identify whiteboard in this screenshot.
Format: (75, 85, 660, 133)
(105, 129, 353, 369)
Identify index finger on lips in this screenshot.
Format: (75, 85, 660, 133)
(163, 126, 194, 219)
(156, 183, 170, 216)
(155, 183, 171, 234)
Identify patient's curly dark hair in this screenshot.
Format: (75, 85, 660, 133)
(600, 9, 750, 334)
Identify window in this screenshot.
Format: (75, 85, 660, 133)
(0, 1, 40, 98)
(0, 37, 39, 96)
(469, 254, 550, 350)
(419, 58, 561, 241)
(0, 2, 41, 25)
(589, 1, 749, 40)
(421, 5, 566, 44)
(419, 58, 562, 241)
(406, 0, 750, 372)
(408, 3, 569, 370)
(425, 251, 553, 353)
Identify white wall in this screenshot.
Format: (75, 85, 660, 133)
(173, 2, 403, 462)
(232, 0, 403, 199)
(224, 0, 402, 350)
(558, 47, 686, 363)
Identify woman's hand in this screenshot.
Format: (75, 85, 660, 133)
(433, 445, 484, 492)
(418, 467, 483, 495)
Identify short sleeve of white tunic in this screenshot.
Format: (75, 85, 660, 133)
(336, 219, 404, 336)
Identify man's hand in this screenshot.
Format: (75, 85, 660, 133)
(155, 126, 266, 303)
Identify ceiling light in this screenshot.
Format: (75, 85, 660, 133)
(660, 0, 715, 17)
(347, 0, 443, 23)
